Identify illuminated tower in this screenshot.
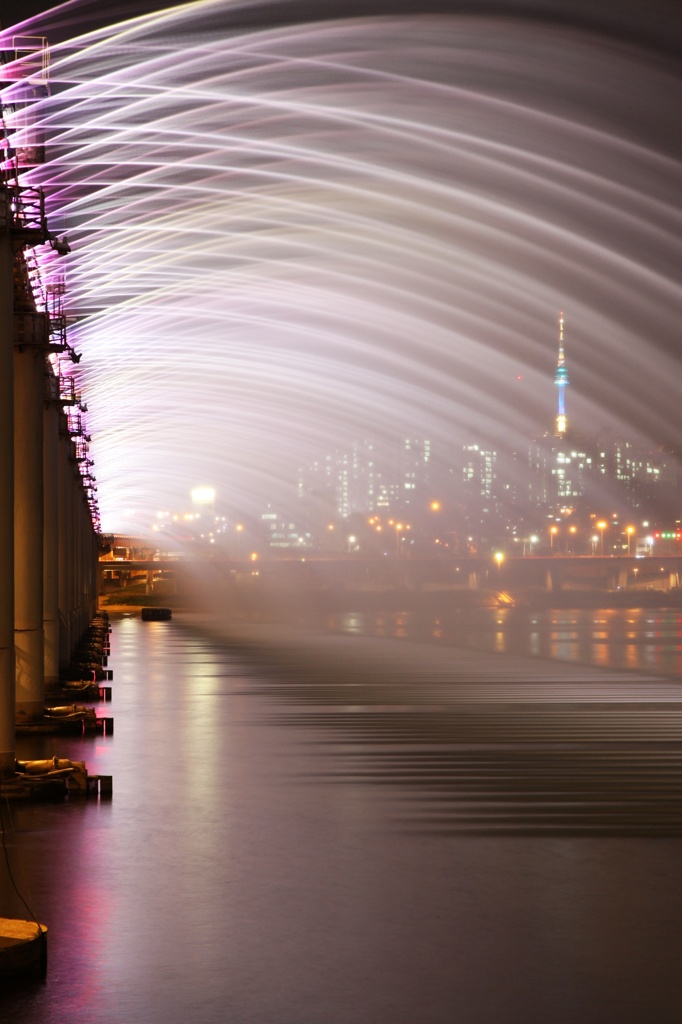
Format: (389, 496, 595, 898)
(554, 311, 568, 437)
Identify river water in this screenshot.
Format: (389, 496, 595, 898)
(3, 607, 682, 1023)
(326, 605, 682, 676)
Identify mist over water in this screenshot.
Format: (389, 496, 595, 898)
(3, 1, 681, 529)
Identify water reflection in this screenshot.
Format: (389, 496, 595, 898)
(3, 613, 682, 1024)
(331, 606, 682, 676)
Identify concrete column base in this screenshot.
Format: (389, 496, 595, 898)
(15, 700, 45, 725)
(44, 619, 59, 690)
(15, 628, 44, 722)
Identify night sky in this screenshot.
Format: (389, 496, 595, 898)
(1, 0, 681, 529)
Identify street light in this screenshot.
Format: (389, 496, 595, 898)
(550, 525, 558, 550)
(626, 526, 635, 556)
(596, 520, 607, 556)
(494, 551, 504, 573)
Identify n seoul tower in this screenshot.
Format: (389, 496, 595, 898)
(554, 312, 569, 437)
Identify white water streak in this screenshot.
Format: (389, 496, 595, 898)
(3, 3, 681, 528)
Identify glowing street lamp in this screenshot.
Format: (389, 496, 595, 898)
(626, 525, 635, 556)
(549, 525, 558, 550)
(494, 551, 504, 573)
(596, 520, 607, 556)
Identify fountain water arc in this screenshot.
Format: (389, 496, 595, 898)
(1, 2, 679, 530)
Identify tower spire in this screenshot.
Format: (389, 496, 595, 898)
(554, 311, 568, 437)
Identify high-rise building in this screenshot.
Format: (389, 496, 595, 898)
(298, 440, 380, 519)
(462, 444, 497, 506)
(399, 438, 431, 514)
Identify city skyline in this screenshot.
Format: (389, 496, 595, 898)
(142, 304, 682, 552)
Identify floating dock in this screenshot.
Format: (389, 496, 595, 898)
(0, 919, 47, 978)
(0, 770, 112, 801)
(141, 606, 172, 621)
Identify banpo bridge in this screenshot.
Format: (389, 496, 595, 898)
(101, 553, 682, 601)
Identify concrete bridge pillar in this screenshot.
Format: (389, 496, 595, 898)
(57, 426, 73, 668)
(86, 503, 97, 622)
(74, 491, 84, 641)
(70, 464, 81, 651)
(57, 423, 99, 668)
(74, 476, 86, 644)
(467, 570, 479, 589)
(43, 391, 59, 691)
(77, 492, 95, 634)
(0, 203, 15, 774)
(606, 567, 621, 590)
(14, 340, 45, 724)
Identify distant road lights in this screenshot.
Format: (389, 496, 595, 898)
(596, 520, 607, 555)
(430, 501, 441, 512)
(549, 525, 558, 550)
(528, 534, 538, 556)
(347, 534, 357, 553)
(569, 525, 577, 552)
(591, 534, 599, 556)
